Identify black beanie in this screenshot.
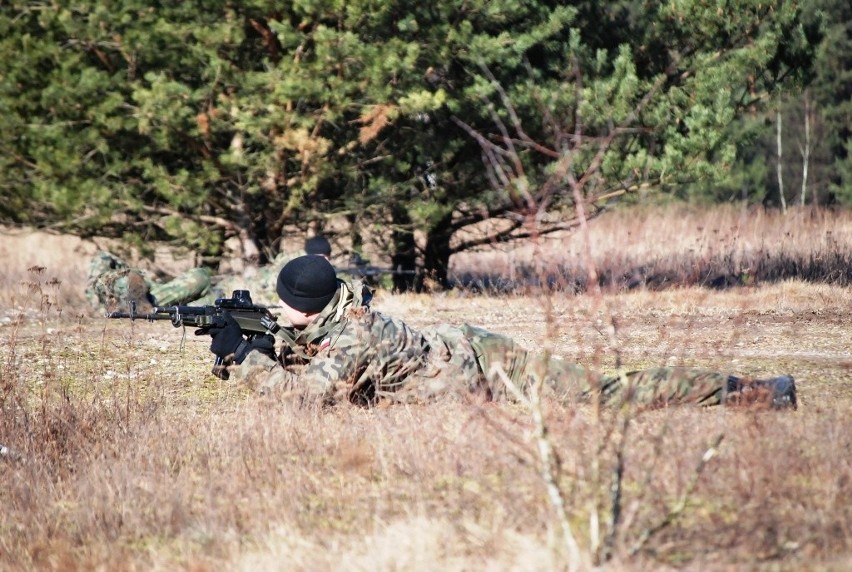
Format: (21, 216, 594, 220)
(304, 235, 332, 257)
(276, 255, 338, 313)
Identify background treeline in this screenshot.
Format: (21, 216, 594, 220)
(1, 1, 848, 289)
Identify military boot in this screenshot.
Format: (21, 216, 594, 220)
(756, 375, 797, 409)
(725, 375, 797, 409)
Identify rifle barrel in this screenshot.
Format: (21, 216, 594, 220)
(106, 311, 174, 320)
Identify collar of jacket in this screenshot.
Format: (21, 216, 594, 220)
(275, 279, 359, 354)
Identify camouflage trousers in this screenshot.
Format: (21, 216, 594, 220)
(193, 250, 299, 306)
(148, 269, 211, 306)
(462, 325, 732, 407)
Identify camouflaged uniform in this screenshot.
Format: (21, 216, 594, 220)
(86, 251, 211, 311)
(233, 281, 748, 409)
(203, 248, 312, 306)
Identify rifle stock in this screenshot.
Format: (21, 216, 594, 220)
(107, 289, 280, 380)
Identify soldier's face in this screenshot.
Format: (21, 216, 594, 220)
(279, 299, 318, 328)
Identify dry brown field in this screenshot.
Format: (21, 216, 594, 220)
(1, 204, 851, 571)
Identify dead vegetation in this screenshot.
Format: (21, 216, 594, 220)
(450, 203, 852, 292)
(1, 205, 851, 570)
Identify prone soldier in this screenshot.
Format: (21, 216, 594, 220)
(86, 251, 211, 311)
(205, 256, 798, 410)
(202, 235, 334, 305)
(86, 236, 334, 311)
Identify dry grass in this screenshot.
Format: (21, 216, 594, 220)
(2, 205, 851, 570)
(450, 203, 852, 291)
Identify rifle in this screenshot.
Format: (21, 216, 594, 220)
(335, 254, 417, 279)
(107, 289, 280, 380)
(336, 265, 417, 278)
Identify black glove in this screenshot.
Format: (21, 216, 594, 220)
(200, 314, 278, 365)
(207, 313, 246, 362)
(248, 334, 277, 361)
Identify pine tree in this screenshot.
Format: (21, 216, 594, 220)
(0, 1, 822, 285)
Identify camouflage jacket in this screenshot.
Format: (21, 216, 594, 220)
(237, 280, 485, 406)
(234, 280, 739, 408)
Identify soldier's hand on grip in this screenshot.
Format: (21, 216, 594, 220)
(208, 313, 245, 360)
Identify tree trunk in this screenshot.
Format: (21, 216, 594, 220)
(347, 213, 363, 262)
(390, 205, 417, 292)
(800, 90, 811, 206)
(420, 213, 454, 290)
(234, 203, 261, 267)
(776, 107, 787, 212)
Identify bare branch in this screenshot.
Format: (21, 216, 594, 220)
(628, 433, 725, 557)
(490, 364, 585, 571)
(478, 62, 560, 165)
(450, 209, 607, 254)
(141, 205, 234, 230)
